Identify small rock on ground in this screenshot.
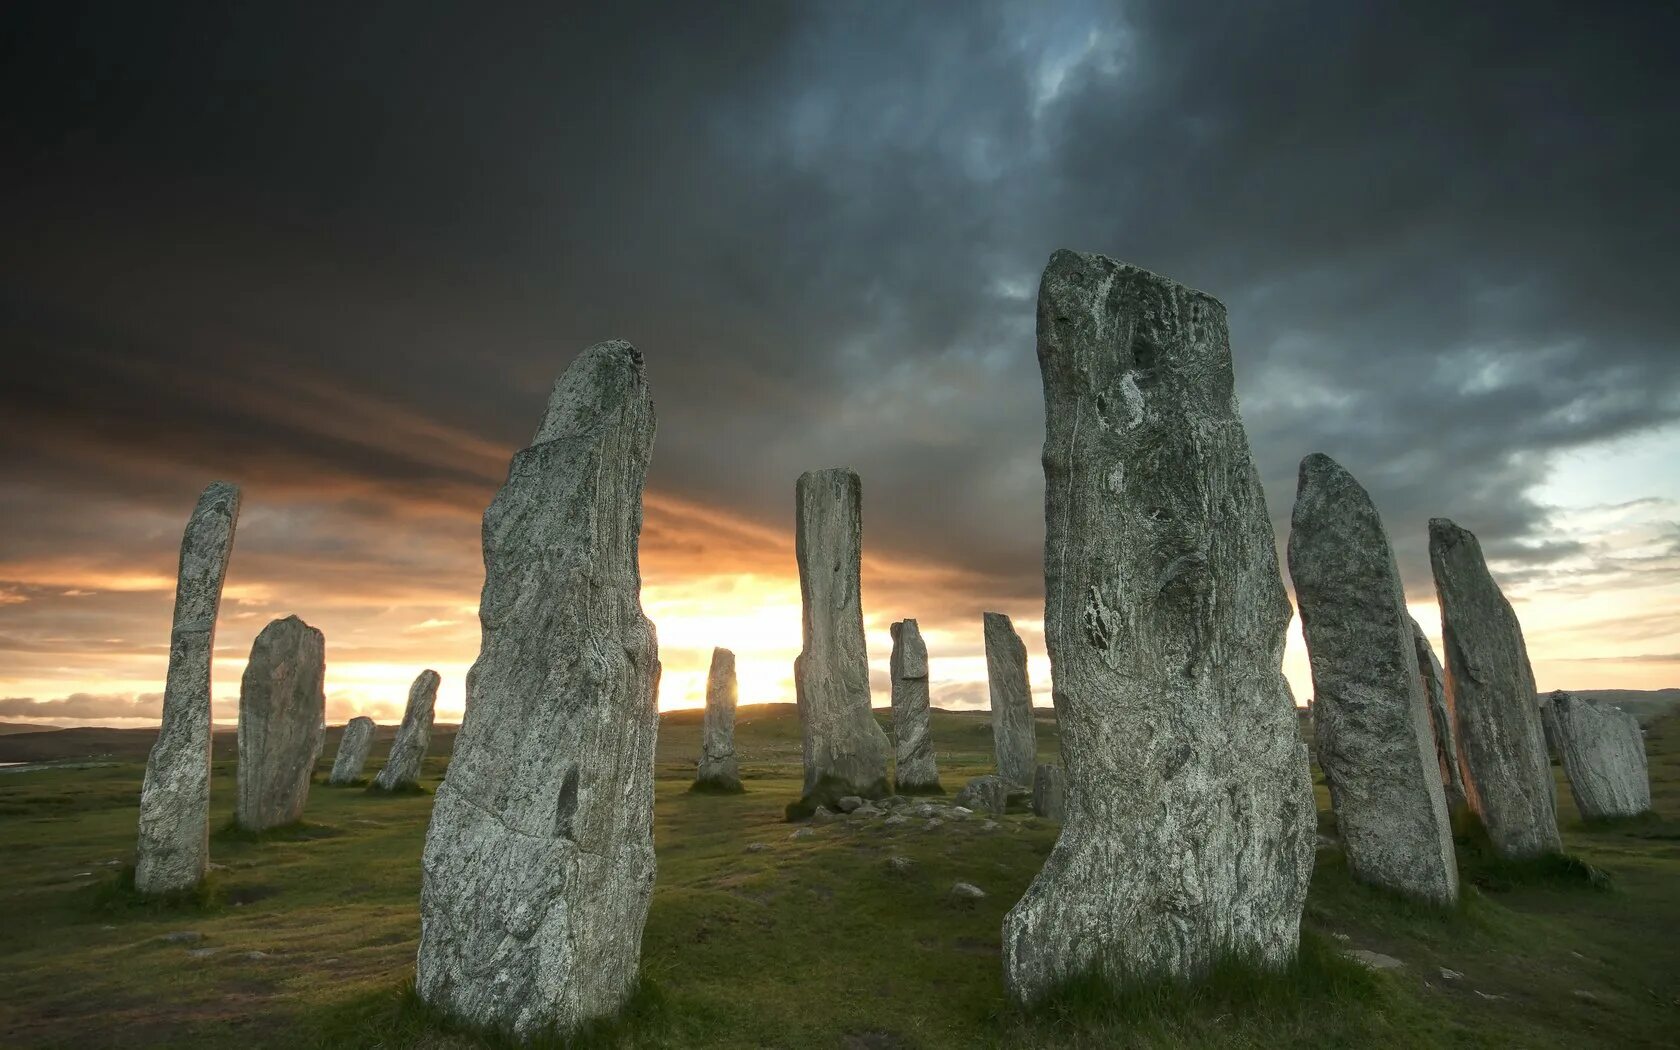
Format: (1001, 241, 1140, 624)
(1342, 949, 1404, 971)
(1440, 968, 1463, 980)
(186, 947, 221, 959)
(836, 796, 864, 813)
(744, 843, 770, 852)
(887, 855, 915, 876)
(158, 931, 204, 945)
(948, 882, 986, 906)
(924, 819, 944, 830)
(790, 828, 814, 840)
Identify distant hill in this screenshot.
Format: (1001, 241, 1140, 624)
(0, 723, 59, 736)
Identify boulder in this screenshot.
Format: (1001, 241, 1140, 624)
(1410, 618, 1468, 810)
(954, 774, 1007, 816)
(889, 619, 941, 793)
(234, 615, 326, 832)
(373, 670, 440, 791)
(1541, 690, 1651, 820)
(693, 647, 742, 792)
(328, 717, 376, 785)
(1031, 763, 1066, 821)
(984, 613, 1036, 786)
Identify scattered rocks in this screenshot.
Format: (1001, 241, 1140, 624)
(1542, 690, 1651, 820)
(694, 648, 742, 792)
(1342, 949, 1404, 972)
(883, 814, 909, 827)
(946, 806, 973, 821)
(373, 669, 440, 791)
(328, 716, 377, 785)
(984, 612, 1037, 786)
(849, 804, 883, 820)
(947, 882, 986, 907)
(811, 806, 838, 825)
(924, 818, 944, 830)
(836, 796, 864, 813)
(1031, 764, 1065, 821)
(890, 619, 941, 793)
(234, 615, 326, 832)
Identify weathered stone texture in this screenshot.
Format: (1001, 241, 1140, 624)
(1429, 518, 1560, 858)
(329, 716, 376, 785)
(416, 341, 660, 1036)
(1542, 690, 1650, 820)
(890, 619, 940, 793)
(134, 481, 241, 896)
(1410, 617, 1468, 811)
(790, 468, 891, 816)
(1032, 763, 1066, 821)
(694, 647, 741, 791)
(984, 612, 1036, 786)
(1004, 252, 1315, 1005)
(954, 774, 1008, 816)
(374, 670, 440, 791)
(234, 615, 326, 831)
(1288, 453, 1457, 905)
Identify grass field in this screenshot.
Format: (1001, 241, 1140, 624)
(1, 705, 1676, 1048)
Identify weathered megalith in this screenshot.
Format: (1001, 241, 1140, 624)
(1004, 252, 1315, 1005)
(373, 670, 440, 791)
(134, 481, 241, 896)
(1032, 763, 1066, 821)
(984, 612, 1037, 786)
(789, 467, 891, 817)
(693, 647, 742, 792)
(1429, 518, 1561, 858)
(1410, 617, 1468, 811)
(1287, 453, 1457, 905)
(234, 615, 326, 831)
(1542, 690, 1651, 820)
(328, 716, 376, 785)
(890, 619, 941, 793)
(416, 340, 660, 1036)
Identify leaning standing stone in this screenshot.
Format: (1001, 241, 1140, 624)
(328, 716, 376, 785)
(693, 648, 742, 792)
(984, 612, 1036, 786)
(789, 467, 892, 817)
(416, 340, 660, 1037)
(1004, 252, 1315, 1005)
(234, 615, 326, 831)
(890, 619, 941, 793)
(1410, 617, 1468, 811)
(373, 670, 440, 791)
(1032, 763, 1066, 821)
(134, 481, 241, 896)
(1542, 690, 1651, 820)
(1288, 453, 1457, 905)
(1429, 518, 1560, 858)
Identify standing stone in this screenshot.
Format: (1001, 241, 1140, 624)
(1542, 690, 1651, 820)
(1032, 763, 1066, 821)
(416, 340, 659, 1037)
(373, 670, 440, 791)
(693, 648, 742, 792)
(234, 615, 326, 831)
(134, 481, 241, 896)
(1410, 618, 1468, 811)
(1004, 252, 1314, 1005)
(890, 619, 941, 793)
(984, 612, 1037, 786)
(328, 716, 377, 785)
(1429, 518, 1561, 858)
(1287, 454, 1457, 905)
(789, 467, 891, 817)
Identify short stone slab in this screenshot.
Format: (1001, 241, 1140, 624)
(1031, 763, 1066, 821)
(234, 615, 326, 832)
(1342, 949, 1404, 972)
(954, 775, 1008, 816)
(1542, 690, 1651, 820)
(328, 717, 376, 785)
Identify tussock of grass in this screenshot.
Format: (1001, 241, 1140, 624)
(88, 863, 223, 914)
(213, 819, 342, 844)
(1453, 810, 1612, 892)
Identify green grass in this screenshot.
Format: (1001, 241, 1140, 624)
(1, 705, 1677, 1048)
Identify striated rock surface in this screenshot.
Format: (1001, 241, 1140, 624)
(789, 467, 891, 817)
(1410, 617, 1468, 811)
(329, 716, 377, 785)
(954, 774, 1008, 816)
(1032, 763, 1066, 821)
(984, 612, 1036, 786)
(416, 340, 660, 1036)
(890, 619, 940, 793)
(694, 648, 742, 792)
(1288, 453, 1457, 905)
(1429, 518, 1560, 858)
(1004, 252, 1315, 1005)
(234, 615, 326, 831)
(134, 481, 241, 896)
(374, 670, 439, 791)
(1542, 690, 1650, 820)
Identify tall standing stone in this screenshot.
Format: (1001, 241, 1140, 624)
(373, 670, 440, 791)
(234, 615, 326, 831)
(889, 619, 940, 793)
(1287, 454, 1457, 905)
(984, 612, 1036, 786)
(329, 716, 377, 785)
(416, 340, 660, 1036)
(693, 648, 742, 792)
(1429, 518, 1561, 858)
(1410, 617, 1468, 811)
(1004, 252, 1314, 1004)
(134, 481, 241, 896)
(1542, 690, 1651, 820)
(789, 467, 891, 817)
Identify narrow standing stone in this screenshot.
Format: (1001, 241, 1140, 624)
(1542, 690, 1651, 820)
(1004, 252, 1314, 1005)
(693, 648, 742, 792)
(1410, 617, 1468, 811)
(1032, 763, 1066, 821)
(984, 612, 1036, 786)
(1287, 453, 1457, 905)
(134, 481, 241, 896)
(416, 340, 660, 1037)
(789, 467, 891, 817)
(329, 716, 377, 785)
(373, 670, 440, 791)
(1428, 518, 1560, 858)
(234, 615, 326, 831)
(890, 619, 940, 793)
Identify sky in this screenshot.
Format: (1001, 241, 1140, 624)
(1, 2, 1676, 728)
